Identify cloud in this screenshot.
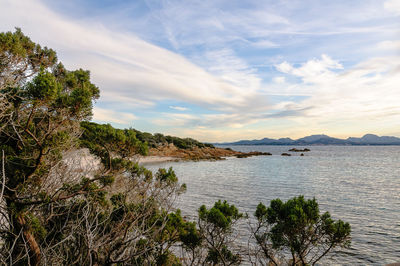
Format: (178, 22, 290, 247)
(384, 0, 400, 15)
(153, 104, 311, 130)
(279, 54, 343, 76)
(138, 0, 399, 55)
(276, 54, 343, 84)
(250, 39, 278, 48)
(169, 106, 188, 111)
(153, 113, 198, 127)
(276, 55, 400, 125)
(273, 76, 285, 84)
(377, 40, 400, 51)
(275, 62, 293, 73)
(201, 48, 261, 93)
(142, 1, 291, 48)
(93, 107, 136, 126)
(263, 107, 312, 118)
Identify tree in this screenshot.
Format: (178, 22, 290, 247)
(80, 121, 148, 170)
(0, 28, 186, 266)
(39, 164, 187, 265)
(250, 196, 351, 265)
(0, 28, 100, 265)
(197, 200, 243, 265)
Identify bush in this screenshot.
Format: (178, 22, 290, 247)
(251, 196, 351, 265)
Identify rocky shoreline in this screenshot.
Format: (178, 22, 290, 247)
(138, 144, 312, 164)
(141, 143, 271, 162)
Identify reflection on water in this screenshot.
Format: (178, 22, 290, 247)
(146, 146, 400, 265)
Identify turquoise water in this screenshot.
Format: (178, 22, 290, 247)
(146, 146, 400, 264)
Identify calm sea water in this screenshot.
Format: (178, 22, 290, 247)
(145, 146, 400, 265)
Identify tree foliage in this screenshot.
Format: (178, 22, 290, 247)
(198, 200, 243, 265)
(133, 129, 215, 149)
(251, 196, 351, 265)
(0, 28, 101, 265)
(80, 121, 148, 170)
(0, 28, 184, 265)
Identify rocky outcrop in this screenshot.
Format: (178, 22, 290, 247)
(148, 143, 272, 161)
(148, 143, 239, 160)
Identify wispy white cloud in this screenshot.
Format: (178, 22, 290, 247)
(276, 54, 343, 84)
(153, 113, 198, 127)
(169, 106, 188, 111)
(138, 0, 399, 54)
(275, 62, 293, 74)
(202, 48, 261, 93)
(93, 107, 136, 125)
(249, 39, 278, 48)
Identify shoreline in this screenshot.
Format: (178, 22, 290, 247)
(138, 156, 180, 164)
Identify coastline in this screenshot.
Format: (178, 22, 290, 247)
(138, 156, 180, 164)
(138, 144, 273, 164)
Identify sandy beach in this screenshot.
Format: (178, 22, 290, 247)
(137, 156, 179, 164)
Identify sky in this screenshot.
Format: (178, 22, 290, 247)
(1, 0, 400, 142)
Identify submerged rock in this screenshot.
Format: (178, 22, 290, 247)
(288, 148, 311, 152)
(234, 151, 272, 158)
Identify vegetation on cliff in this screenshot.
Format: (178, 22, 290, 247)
(132, 129, 214, 150)
(80, 121, 239, 161)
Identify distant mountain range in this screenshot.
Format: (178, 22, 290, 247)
(218, 134, 400, 146)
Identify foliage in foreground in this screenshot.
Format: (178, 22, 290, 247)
(0, 29, 350, 265)
(250, 196, 351, 265)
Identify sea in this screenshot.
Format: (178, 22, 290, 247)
(145, 145, 400, 265)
